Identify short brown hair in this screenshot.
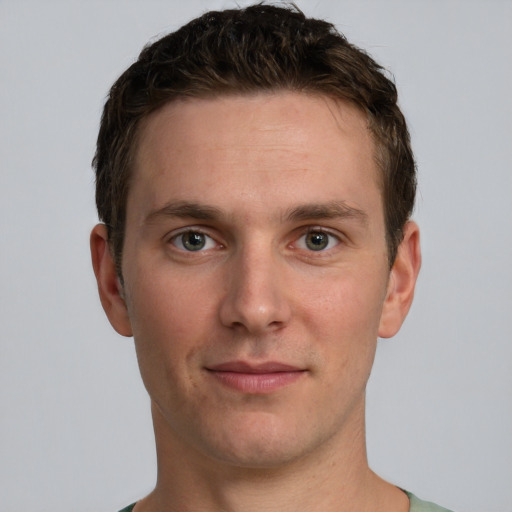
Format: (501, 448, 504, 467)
(93, 3, 416, 277)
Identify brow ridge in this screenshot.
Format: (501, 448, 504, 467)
(145, 199, 367, 225)
(145, 201, 223, 224)
(285, 201, 368, 224)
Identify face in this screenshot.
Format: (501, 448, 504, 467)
(92, 92, 420, 470)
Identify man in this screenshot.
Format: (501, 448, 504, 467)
(90, 4, 449, 511)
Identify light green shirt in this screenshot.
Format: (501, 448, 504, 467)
(404, 490, 454, 512)
(119, 490, 455, 511)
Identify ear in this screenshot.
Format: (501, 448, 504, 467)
(378, 221, 421, 338)
(90, 224, 133, 337)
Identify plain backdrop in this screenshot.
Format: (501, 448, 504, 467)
(1, 1, 511, 511)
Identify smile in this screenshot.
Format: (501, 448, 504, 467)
(205, 361, 307, 394)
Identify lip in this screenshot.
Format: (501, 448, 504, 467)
(206, 361, 306, 393)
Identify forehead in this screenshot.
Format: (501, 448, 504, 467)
(136, 92, 373, 160)
(129, 92, 380, 222)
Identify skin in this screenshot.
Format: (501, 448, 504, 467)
(91, 92, 421, 512)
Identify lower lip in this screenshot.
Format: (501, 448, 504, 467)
(207, 370, 305, 393)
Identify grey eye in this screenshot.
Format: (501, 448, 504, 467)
(172, 231, 216, 252)
(305, 231, 330, 251)
(181, 232, 206, 251)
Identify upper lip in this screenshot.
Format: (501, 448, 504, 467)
(206, 361, 303, 373)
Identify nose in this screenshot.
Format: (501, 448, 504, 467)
(219, 244, 291, 335)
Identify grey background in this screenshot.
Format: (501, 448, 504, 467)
(1, 1, 511, 511)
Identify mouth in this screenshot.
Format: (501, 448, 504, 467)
(205, 361, 307, 394)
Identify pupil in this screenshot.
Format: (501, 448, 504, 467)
(183, 232, 205, 251)
(306, 232, 328, 251)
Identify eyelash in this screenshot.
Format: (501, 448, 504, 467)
(293, 227, 341, 253)
(168, 229, 219, 252)
(166, 226, 342, 254)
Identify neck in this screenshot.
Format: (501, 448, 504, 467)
(135, 401, 408, 512)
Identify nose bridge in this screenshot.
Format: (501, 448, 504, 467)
(219, 238, 290, 334)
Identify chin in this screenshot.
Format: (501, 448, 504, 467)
(197, 415, 323, 470)
(209, 441, 307, 470)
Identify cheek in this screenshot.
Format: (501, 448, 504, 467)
(299, 270, 385, 338)
(125, 270, 219, 389)
(295, 270, 385, 377)
(127, 266, 215, 340)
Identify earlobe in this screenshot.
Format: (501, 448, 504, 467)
(90, 224, 133, 337)
(378, 221, 421, 339)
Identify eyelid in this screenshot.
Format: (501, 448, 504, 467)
(164, 224, 344, 253)
(166, 226, 221, 252)
(293, 226, 343, 251)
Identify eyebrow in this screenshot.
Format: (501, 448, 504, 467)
(144, 200, 368, 225)
(145, 201, 223, 224)
(284, 201, 368, 225)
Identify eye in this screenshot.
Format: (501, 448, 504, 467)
(170, 230, 217, 252)
(296, 230, 340, 252)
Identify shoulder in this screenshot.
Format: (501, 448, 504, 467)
(404, 490, 455, 512)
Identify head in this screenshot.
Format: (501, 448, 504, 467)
(93, 3, 416, 280)
(90, 4, 421, 472)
